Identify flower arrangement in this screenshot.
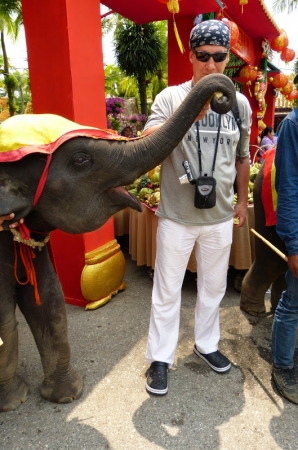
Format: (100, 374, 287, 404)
(106, 97, 147, 135)
(126, 114, 148, 129)
(106, 97, 125, 132)
(106, 97, 125, 116)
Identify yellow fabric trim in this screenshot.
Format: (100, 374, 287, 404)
(0, 114, 98, 153)
(270, 160, 278, 212)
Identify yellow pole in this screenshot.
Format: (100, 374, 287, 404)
(250, 228, 288, 262)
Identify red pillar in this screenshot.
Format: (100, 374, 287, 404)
(21, 0, 125, 309)
(22, 0, 106, 127)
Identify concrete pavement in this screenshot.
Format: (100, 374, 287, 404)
(1, 235, 298, 450)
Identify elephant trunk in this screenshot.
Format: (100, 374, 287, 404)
(114, 73, 236, 187)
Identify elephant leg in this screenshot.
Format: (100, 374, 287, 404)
(270, 273, 286, 313)
(0, 288, 29, 412)
(241, 255, 287, 317)
(240, 261, 269, 316)
(240, 167, 288, 316)
(17, 247, 83, 404)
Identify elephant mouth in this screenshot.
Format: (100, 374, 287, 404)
(107, 187, 143, 213)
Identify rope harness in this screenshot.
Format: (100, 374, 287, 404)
(11, 153, 52, 305)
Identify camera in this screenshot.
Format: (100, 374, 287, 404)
(182, 160, 196, 185)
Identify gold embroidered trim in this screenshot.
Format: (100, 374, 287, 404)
(10, 228, 50, 250)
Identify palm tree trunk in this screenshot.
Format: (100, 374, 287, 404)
(1, 30, 15, 117)
(138, 76, 148, 116)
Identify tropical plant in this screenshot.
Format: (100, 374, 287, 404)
(12, 68, 31, 113)
(0, 0, 23, 116)
(114, 18, 163, 115)
(0, 0, 22, 13)
(147, 20, 168, 103)
(104, 64, 139, 98)
(272, 0, 298, 12)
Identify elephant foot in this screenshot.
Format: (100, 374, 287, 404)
(240, 298, 266, 317)
(40, 366, 83, 404)
(0, 376, 29, 412)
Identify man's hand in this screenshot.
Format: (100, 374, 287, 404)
(0, 214, 24, 231)
(288, 255, 298, 278)
(233, 202, 247, 227)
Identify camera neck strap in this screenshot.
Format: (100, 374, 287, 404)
(196, 115, 222, 177)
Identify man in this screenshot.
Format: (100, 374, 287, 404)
(272, 107, 298, 404)
(142, 19, 251, 395)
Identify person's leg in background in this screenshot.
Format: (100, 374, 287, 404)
(272, 268, 298, 404)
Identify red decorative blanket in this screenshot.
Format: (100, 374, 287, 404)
(261, 148, 277, 226)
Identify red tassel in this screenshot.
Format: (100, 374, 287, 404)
(14, 241, 41, 305)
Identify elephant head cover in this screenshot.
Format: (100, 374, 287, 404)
(0, 113, 133, 162)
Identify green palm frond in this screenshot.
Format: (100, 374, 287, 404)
(114, 20, 163, 78)
(272, 0, 298, 13)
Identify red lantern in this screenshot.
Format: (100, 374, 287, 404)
(269, 73, 289, 90)
(239, 65, 258, 94)
(280, 47, 296, 64)
(282, 82, 293, 96)
(222, 18, 239, 47)
(271, 32, 288, 52)
(286, 90, 298, 101)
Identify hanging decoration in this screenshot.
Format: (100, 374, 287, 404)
(286, 90, 298, 101)
(221, 18, 239, 47)
(270, 30, 288, 53)
(158, 0, 185, 53)
(254, 69, 268, 113)
(239, 65, 258, 96)
(269, 73, 289, 90)
(239, 0, 248, 13)
(261, 39, 270, 58)
(280, 47, 296, 64)
(282, 82, 294, 97)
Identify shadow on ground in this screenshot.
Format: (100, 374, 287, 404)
(1, 235, 298, 449)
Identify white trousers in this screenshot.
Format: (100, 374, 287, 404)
(145, 217, 233, 368)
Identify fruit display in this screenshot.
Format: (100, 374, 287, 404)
(128, 163, 261, 209)
(126, 166, 160, 208)
(233, 162, 262, 205)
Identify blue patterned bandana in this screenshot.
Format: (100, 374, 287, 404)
(189, 20, 230, 51)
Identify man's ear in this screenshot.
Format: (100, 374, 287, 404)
(189, 50, 194, 64)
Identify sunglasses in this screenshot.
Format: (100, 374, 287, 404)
(194, 50, 228, 63)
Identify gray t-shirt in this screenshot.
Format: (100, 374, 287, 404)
(144, 80, 252, 225)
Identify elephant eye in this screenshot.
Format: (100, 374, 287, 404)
(73, 153, 92, 169)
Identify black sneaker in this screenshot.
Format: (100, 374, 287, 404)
(146, 361, 168, 395)
(272, 366, 298, 404)
(193, 345, 231, 373)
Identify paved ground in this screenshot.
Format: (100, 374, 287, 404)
(1, 235, 298, 450)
